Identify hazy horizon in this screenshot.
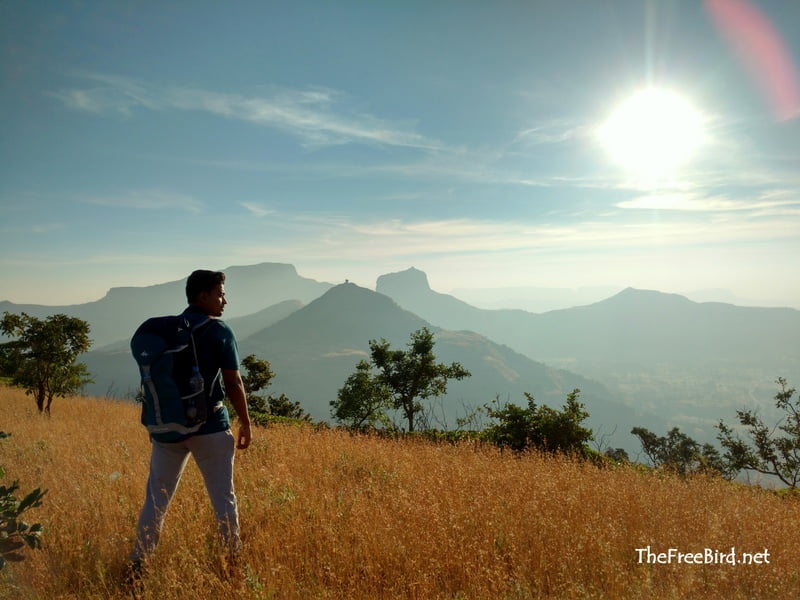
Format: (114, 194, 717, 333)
(2, 2, 799, 307)
(2, 262, 798, 312)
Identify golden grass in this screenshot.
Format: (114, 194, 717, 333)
(1, 384, 799, 599)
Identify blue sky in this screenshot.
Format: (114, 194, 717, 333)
(2, 0, 799, 307)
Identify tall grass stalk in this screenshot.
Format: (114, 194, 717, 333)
(0, 385, 798, 599)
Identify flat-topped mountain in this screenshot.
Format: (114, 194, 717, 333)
(1, 263, 332, 347)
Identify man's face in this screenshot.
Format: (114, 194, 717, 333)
(196, 283, 227, 317)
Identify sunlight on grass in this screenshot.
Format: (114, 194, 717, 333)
(1, 385, 798, 599)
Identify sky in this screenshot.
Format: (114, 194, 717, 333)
(2, 0, 799, 308)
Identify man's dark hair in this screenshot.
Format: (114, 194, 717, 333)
(186, 270, 226, 304)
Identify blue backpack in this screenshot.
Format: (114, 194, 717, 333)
(131, 313, 211, 442)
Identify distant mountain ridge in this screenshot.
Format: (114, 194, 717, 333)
(376, 267, 800, 439)
(376, 268, 800, 368)
(81, 281, 652, 448)
(9, 261, 797, 448)
(1, 263, 332, 347)
(451, 284, 795, 313)
(228, 283, 654, 440)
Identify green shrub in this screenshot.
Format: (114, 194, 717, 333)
(482, 389, 592, 456)
(0, 432, 47, 570)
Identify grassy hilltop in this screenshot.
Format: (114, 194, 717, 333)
(1, 386, 798, 599)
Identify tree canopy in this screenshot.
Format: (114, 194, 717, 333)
(0, 312, 92, 414)
(631, 425, 731, 477)
(240, 354, 310, 422)
(332, 328, 470, 431)
(332, 360, 393, 429)
(483, 390, 593, 455)
(717, 378, 800, 488)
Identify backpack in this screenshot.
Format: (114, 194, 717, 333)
(131, 312, 212, 442)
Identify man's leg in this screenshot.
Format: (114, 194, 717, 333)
(187, 430, 241, 555)
(130, 439, 191, 563)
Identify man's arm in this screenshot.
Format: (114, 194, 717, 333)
(222, 369, 252, 450)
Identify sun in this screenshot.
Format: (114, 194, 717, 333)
(596, 87, 707, 180)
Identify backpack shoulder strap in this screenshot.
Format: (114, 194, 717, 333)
(182, 310, 212, 332)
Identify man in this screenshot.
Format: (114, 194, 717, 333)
(129, 269, 252, 572)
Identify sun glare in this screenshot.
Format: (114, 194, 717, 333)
(597, 88, 707, 180)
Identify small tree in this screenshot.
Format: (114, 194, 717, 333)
(483, 389, 593, 456)
(240, 354, 310, 422)
(631, 426, 730, 477)
(604, 447, 630, 463)
(368, 328, 470, 432)
(240, 354, 276, 414)
(265, 393, 311, 421)
(0, 313, 93, 414)
(717, 378, 800, 488)
(331, 360, 392, 429)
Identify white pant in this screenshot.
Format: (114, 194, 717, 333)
(130, 429, 240, 562)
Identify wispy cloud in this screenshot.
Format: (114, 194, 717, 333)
(50, 74, 160, 115)
(53, 74, 799, 203)
(512, 119, 591, 146)
(233, 206, 798, 268)
(240, 202, 275, 218)
(617, 189, 800, 214)
(0, 223, 64, 235)
(52, 73, 443, 151)
(82, 189, 204, 214)
(30, 223, 64, 234)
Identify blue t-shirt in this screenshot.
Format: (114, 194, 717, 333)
(180, 307, 241, 438)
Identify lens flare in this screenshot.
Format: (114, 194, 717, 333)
(705, 0, 800, 121)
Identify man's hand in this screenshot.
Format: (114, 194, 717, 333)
(222, 368, 252, 451)
(237, 422, 252, 450)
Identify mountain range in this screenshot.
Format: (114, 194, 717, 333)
(377, 268, 799, 369)
(377, 268, 800, 428)
(0, 263, 331, 348)
(81, 280, 658, 450)
(239, 283, 642, 430)
(3, 262, 798, 451)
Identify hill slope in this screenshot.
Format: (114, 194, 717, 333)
(2, 386, 799, 599)
(239, 283, 650, 439)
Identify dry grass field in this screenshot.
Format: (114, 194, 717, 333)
(1, 384, 799, 599)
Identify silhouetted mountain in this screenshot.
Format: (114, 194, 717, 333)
(521, 287, 799, 367)
(377, 267, 495, 325)
(377, 268, 800, 368)
(376, 268, 800, 439)
(376, 267, 542, 355)
(238, 283, 434, 411)
(83, 298, 307, 397)
(239, 283, 646, 440)
(225, 300, 304, 341)
(450, 284, 793, 313)
(17, 261, 793, 449)
(0, 282, 179, 350)
(2, 263, 331, 347)
(451, 284, 622, 313)
(246, 282, 429, 352)
(220, 263, 331, 317)
(82, 281, 652, 448)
